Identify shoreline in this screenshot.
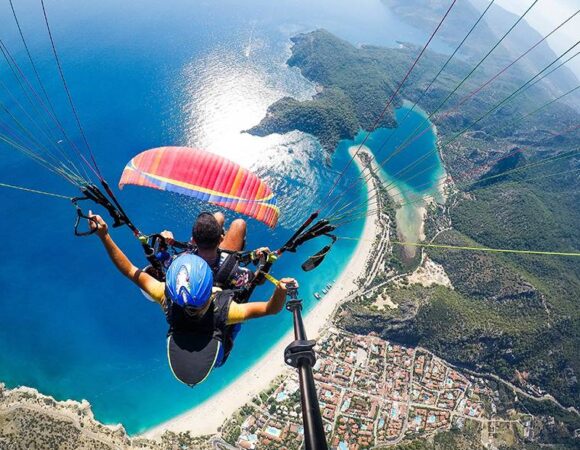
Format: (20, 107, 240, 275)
(370, 110, 445, 259)
(143, 146, 379, 439)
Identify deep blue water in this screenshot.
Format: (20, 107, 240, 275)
(0, 0, 441, 434)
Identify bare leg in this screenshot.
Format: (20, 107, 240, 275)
(220, 219, 247, 252)
(213, 212, 225, 229)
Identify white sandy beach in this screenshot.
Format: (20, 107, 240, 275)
(143, 146, 379, 439)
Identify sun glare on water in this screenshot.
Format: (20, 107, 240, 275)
(181, 47, 289, 170)
(176, 44, 329, 228)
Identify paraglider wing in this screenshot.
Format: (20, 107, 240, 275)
(118, 146, 279, 227)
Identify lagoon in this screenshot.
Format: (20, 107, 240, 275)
(335, 103, 445, 257)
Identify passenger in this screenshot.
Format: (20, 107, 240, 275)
(88, 211, 297, 386)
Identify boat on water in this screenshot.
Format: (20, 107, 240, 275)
(314, 292, 321, 300)
(322, 287, 328, 294)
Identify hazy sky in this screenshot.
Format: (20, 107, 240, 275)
(494, 0, 580, 78)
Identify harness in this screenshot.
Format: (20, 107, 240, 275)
(164, 288, 237, 366)
(144, 233, 249, 287)
(208, 249, 244, 289)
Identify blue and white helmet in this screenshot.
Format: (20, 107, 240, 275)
(165, 253, 213, 309)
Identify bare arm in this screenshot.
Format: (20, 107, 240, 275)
(233, 278, 297, 322)
(89, 212, 165, 306)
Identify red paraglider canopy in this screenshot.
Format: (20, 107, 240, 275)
(119, 146, 279, 227)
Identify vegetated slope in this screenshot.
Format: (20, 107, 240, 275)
(339, 161, 580, 411)
(248, 28, 578, 157)
(440, 163, 579, 404)
(0, 384, 213, 449)
(382, 0, 579, 96)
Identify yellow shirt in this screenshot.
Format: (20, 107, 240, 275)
(227, 302, 246, 325)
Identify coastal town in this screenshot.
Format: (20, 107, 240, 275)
(223, 327, 532, 449)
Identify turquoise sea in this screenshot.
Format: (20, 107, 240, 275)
(0, 0, 442, 434)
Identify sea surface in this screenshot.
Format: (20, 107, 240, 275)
(0, 0, 441, 433)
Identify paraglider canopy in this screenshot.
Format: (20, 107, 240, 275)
(119, 146, 279, 227)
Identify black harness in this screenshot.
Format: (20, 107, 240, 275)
(164, 287, 240, 386)
(164, 288, 237, 365)
(208, 249, 242, 289)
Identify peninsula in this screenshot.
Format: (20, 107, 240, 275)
(247, 30, 429, 152)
